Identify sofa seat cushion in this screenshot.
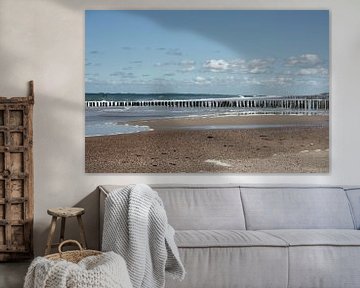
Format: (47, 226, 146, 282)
(166, 246, 289, 288)
(262, 229, 360, 246)
(175, 230, 288, 248)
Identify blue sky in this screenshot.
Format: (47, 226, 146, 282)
(85, 10, 329, 95)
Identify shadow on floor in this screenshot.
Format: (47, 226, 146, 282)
(0, 261, 30, 288)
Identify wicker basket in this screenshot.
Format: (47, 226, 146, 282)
(45, 240, 102, 263)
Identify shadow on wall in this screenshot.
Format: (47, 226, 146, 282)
(53, 3, 262, 57)
(0, 7, 83, 255)
(39, 188, 99, 256)
(33, 93, 88, 256)
(125, 10, 263, 56)
(73, 188, 100, 249)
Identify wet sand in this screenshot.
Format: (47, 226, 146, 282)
(129, 114, 328, 130)
(85, 115, 329, 173)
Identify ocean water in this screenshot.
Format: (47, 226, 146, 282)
(86, 92, 254, 101)
(85, 93, 329, 137)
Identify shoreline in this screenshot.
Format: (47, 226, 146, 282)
(85, 125, 329, 173)
(126, 114, 329, 131)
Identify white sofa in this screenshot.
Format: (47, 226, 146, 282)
(99, 185, 360, 288)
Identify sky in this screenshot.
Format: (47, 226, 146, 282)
(85, 10, 329, 95)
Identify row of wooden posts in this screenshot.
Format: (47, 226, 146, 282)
(86, 98, 329, 110)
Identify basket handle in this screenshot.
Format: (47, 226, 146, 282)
(58, 240, 83, 255)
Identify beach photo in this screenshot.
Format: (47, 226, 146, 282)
(85, 10, 329, 173)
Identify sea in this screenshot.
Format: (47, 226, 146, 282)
(85, 93, 329, 137)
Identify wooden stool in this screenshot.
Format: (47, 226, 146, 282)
(45, 207, 87, 255)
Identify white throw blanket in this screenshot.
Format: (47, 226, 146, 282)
(102, 184, 185, 288)
(24, 251, 132, 288)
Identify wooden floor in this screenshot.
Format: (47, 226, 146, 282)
(0, 261, 30, 288)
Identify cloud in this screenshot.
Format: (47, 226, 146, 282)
(85, 77, 131, 86)
(85, 72, 100, 83)
(306, 80, 319, 85)
(153, 77, 174, 84)
(166, 48, 182, 56)
(247, 58, 275, 74)
(179, 66, 195, 72)
(274, 76, 293, 85)
(154, 60, 196, 72)
(242, 76, 262, 85)
(203, 59, 230, 72)
(286, 54, 322, 66)
(240, 76, 293, 86)
(181, 60, 195, 66)
(229, 59, 247, 70)
(177, 60, 196, 72)
(297, 67, 328, 75)
(193, 76, 211, 85)
(203, 58, 274, 74)
(85, 77, 98, 83)
(249, 67, 267, 74)
(85, 77, 113, 85)
(164, 73, 175, 77)
(154, 61, 176, 67)
(109, 71, 135, 78)
(181, 67, 195, 72)
(263, 76, 294, 85)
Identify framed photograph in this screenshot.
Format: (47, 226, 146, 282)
(85, 10, 329, 173)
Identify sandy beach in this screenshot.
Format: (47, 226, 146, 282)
(85, 115, 329, 173)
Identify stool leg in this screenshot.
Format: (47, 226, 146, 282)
(45, 216, 57, 255)
(77, 215, 87, 249)
(60, 217, 66, 243)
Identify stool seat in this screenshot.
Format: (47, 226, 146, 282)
(47, 207, 85, 217)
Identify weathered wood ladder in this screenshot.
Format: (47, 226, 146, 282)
(0, 81, 34, 261)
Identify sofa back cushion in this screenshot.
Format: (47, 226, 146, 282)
(240, 187, 355, 230)
(345, 188, 360, 229)
(154, 186, 246, 230)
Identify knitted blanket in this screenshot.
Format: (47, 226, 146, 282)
(24, 251, 133, 288)
(102, 184, 185, 288)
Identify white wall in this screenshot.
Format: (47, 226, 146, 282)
(0, 0, 359, 256)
